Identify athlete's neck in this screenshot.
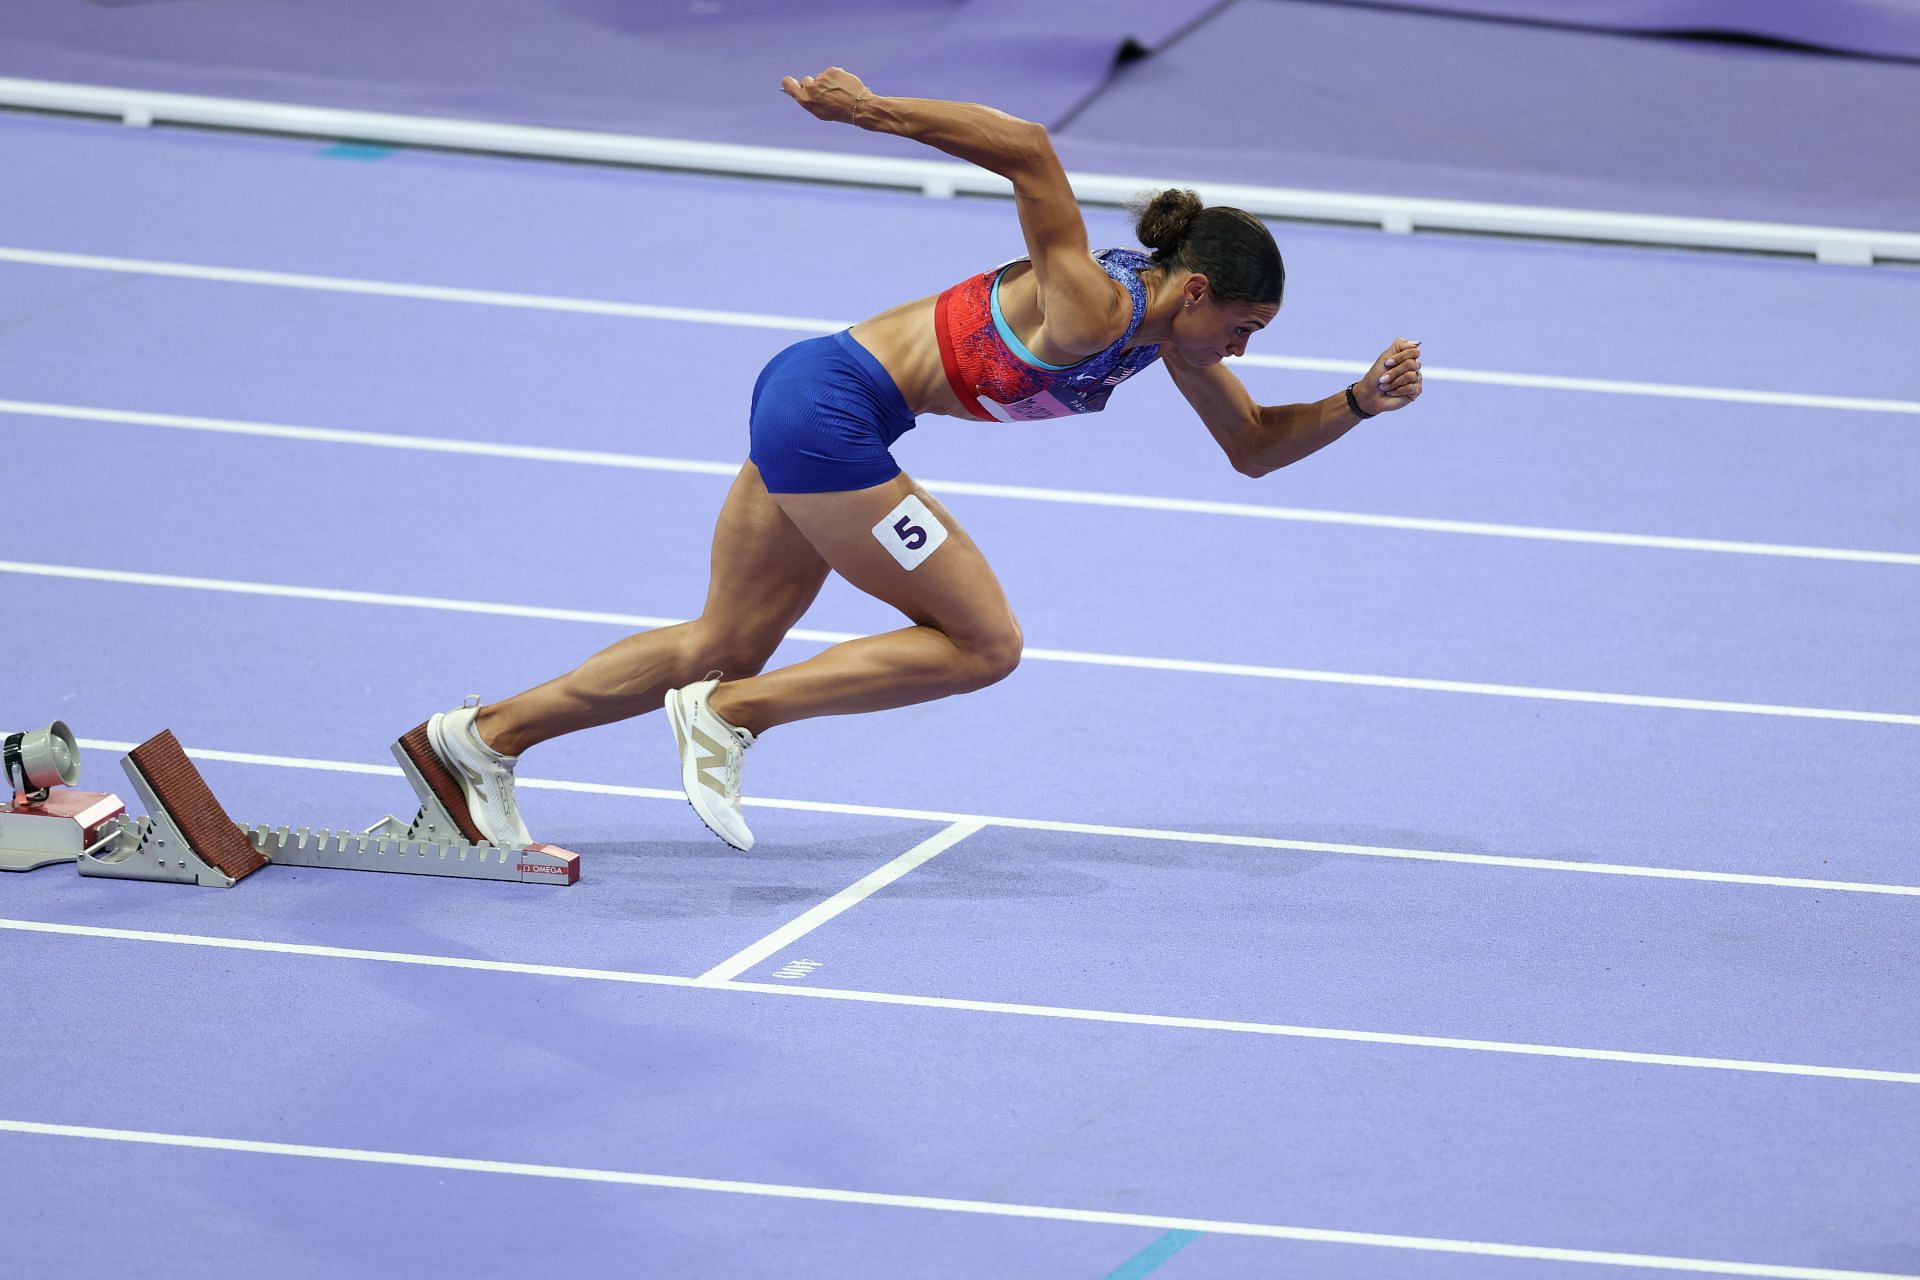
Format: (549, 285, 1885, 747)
(1128, 265, 1189, 350)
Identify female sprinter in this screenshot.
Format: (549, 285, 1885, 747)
(415, 67, 1423, 852)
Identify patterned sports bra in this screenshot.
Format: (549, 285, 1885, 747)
(933, 247, 1162, 422)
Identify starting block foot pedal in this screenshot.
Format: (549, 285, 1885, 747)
(380, 723, 578, 884)
(80, 730, 268, 887)
(393, 722, 486, 845)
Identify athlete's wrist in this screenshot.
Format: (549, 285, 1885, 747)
(851, 90, 898, 134)
(1344, 382, 1376, 420)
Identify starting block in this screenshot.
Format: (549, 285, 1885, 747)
(1, 726, 578, 887)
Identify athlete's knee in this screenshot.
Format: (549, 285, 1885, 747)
(686, 618, 786, 679)
(958, 614, 1023, 690)
(705, 637, 785, 680)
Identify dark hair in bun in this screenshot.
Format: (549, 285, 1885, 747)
(1130, 188, 1284, 305)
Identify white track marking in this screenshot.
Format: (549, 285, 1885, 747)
(0, 918, 699, 986)
(907, 478, 1920, 566)
(12, 559, 1919, 726)
(69, 737, 1920, 896)
(5, 397, 1915, 566)
(1235, 353, 1920, 415)
(0, 559, 687, 629)
(0, 398, 740, 476)
(0, 247, 844, 333)
(65, 735, 1920, 896)
(696, 819, 985, 984)
(717, 981, 1920, 1084)
(1012, 644, 1920, 726)
(5, 919, 1918, 1084)
(0, 1122, 1910, 1279)
(2, 246, 1916, 415)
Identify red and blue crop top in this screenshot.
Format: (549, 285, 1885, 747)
(933, 247, 1161, 422)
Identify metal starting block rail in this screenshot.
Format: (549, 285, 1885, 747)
(2, 727, 578, 887)
(247, 822, 574, 883)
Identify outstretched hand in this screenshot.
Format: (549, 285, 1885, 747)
(1355, 338, 1423, 415)
(780, 67, 871, 124)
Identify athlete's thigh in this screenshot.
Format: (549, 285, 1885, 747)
(702, 462, 831, 634)
(771, 472, 1016, 640)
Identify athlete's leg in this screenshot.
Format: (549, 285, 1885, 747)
(706, 471, 1022, 735)
(475, 462, 830, 756)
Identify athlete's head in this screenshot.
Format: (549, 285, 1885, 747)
(1133, 188, 1283, 365)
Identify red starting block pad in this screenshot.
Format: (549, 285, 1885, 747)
(49, 729, 579, 888)
(394, 721, 487, 845)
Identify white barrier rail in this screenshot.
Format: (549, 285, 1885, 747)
(3, 76, 1918, 266)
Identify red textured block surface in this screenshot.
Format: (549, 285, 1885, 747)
(127, 730, 266, 882)
(397, 723, 485, 845)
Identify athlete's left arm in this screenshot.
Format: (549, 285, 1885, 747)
(1163, 338, 1422, 477)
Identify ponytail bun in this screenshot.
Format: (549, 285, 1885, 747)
(1128, 190, 1284, 305)
(1130, 188, 1202, 263)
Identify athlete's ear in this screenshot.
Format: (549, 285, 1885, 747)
(1183, 274, 1209, 308)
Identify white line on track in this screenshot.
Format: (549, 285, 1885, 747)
(696, 819, 986, 984)
(5, 919, 1918, 1084)
(0, 246, 847, 333)
(14, 560, 1920, 727)
(1235, 351, 1920, 416)
(71, 736, 1920, 897)
(7, 397, 1915, 566)
(1, 1121, 1910, 1279)
(3, 245, 1916, 416)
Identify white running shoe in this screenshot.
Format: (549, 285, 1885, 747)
(664, 677, 755, 851)
(426, 697, 534, 848)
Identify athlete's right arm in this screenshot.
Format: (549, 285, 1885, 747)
(781, 68, 1129, 357)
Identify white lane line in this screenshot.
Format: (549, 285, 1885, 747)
(0, 246, 845, 334)
(72, 736, 1920, 897)
(6, 919, 1918, 1085)
(15, 559, 1920, 728)
(0, 918, 700, 987)
(3, 246, 1915, 416)
(1012, 644, 1920, 726)
(2, 1123, 1909, 1280)
(912, 477, 1920, 566)
(1236, 353, 1920, 416)
(2, 559, 688, 629)
(7, 397, 1915, 566)
(0, 398, 740, 477)
(718, 980, 1920, 1084)
(695, 819, 986, 984)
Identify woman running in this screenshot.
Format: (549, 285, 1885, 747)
(414, 67, 1423, 852)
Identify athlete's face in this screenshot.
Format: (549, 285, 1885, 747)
(1176, 282, 1279, 365)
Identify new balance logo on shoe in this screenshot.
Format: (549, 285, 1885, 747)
(666, 678, 754, 851)
(692, 724, 736, 796)
(424, 705, 534, 848)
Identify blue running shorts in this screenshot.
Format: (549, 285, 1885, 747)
(749, 330, 918, 494)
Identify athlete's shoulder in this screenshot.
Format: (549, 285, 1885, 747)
(1095, 246, 1152, 269)
(1087, 248, 1152, 349)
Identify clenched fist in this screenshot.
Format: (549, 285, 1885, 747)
(1354, 338, 1423, 415)
(781, 67, 872, 125)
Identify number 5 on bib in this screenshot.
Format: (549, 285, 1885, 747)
(871, 493, 950, 571)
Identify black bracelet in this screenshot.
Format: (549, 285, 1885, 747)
(1345, 383, 1374, 419)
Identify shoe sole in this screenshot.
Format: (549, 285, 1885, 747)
(665, 687, 752, 852)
